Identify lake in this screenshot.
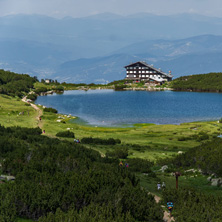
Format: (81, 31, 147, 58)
(35, 90, 222, 126)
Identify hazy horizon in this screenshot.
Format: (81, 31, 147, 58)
(0, 0, 222, 19)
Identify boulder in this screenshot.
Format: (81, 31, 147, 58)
(207, 176, 212, 182)
(211, 178, 222, 186)
(161, 165, 168, 172)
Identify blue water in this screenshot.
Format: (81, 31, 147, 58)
(35, 90, 222, 126)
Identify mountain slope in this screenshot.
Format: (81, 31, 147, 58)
(55, 50, 222, 83)
(1, 14, 222, 81)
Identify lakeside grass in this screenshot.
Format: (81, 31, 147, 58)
(41, 112, 221, 161)
(1, 93, 221, 161)
(0, 95, 39, 128)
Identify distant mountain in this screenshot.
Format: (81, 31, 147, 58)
(55, 54, 141, 83)
(54, 50, 222, 83)
(53, 35, 222, 83)
(113, 35, 222, 57)
(1, 13, 222, 81)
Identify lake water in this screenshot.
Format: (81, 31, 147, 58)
(35, 90, 222, 126)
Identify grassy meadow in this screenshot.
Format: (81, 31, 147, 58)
(0, 94, 39, 128)
(1, 93, 222, 207)
(1, 94, 221, 161)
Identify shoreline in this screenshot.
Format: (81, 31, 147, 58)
(34, 90, 220, 129)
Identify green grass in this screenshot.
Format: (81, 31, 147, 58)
(0, 94, 222, 161)
(33, 110, 222, 161)
(1, 93, 222, 204)
(16, 218, 33, 222)
(0, 95, 39, 128)
(138, 172, 222, 198)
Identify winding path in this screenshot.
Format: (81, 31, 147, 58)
(154, 195, 175, 222)
(22, 96, 43, 128)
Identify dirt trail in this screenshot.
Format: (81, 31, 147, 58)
(22, 96, 43, 128)
(154, 194, 175, 222)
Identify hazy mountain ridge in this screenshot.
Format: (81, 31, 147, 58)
(56, 35, 222, 83)
(1, 13, 222, 82)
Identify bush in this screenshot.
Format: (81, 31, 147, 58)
(81, 137, 121, 145)
(197, 132, 209, 141)
(56, 131, 75, 138)
(106, 147, 128, 159)
(55, 85, 64, 92)
(34, 87, 48, 94)
(44, 107, 58, 113)
(114, 85, 125, 91)
(127, 158, 154, 173)
(27, 93, 37, 101)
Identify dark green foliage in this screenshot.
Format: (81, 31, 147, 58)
(0, 69, 37, 97)
(55, 85, 64, 91)
(0, 125, 163, 221)
(39, 203, 136, 222)
(162, 188, 222, 222)
(130, 144, 151, 152)
(127, 158, 154, 173)
(177, 132, 209, 142)
(114, 85, 125, 91)
(159, 138, 222, 176)
(26, 93, 37, 101)
(106, 147, 129, 159)
(43, 107, 58, 113)
(171, 72, 222, 92)
(34, 87, 48, 94)
(81, 137, 121, 145)
(56, 131, 75, 138)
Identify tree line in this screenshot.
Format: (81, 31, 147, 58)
(0, 69, 37, 97)
(171, 72, 222, 92)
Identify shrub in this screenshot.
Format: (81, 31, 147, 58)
(44, 107, 58, 113)
(55, 85, 64, 92)
(127, 158, 154, 173)
(34, 87, 48, 94)
(27, 93, 37, 101)
(56, 131, 75, 138)
(106, 147, 128, 159)
(114, 85, 125, 91)
(81, 137, 121, 145)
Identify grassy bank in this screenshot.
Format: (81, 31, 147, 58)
(1, 94, 221, 161)
(0, 94, 39, 128)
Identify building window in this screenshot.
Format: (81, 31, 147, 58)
(134, 75, 136, 77)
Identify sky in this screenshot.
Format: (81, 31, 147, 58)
(0, 0, 222, 18)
